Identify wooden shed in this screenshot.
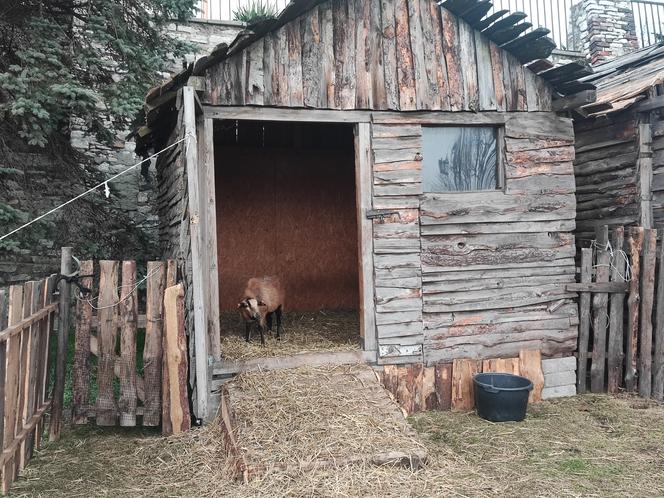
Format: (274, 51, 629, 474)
(138, 0, 589, 421)
(571, 42, 664, 243)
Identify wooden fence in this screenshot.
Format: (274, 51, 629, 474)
(71, 259, 189, 432)
(577, 225, 664, 398)
(0, 275, 58, 493)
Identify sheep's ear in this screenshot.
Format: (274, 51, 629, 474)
(237, 302, 243, 308)
(257, 300, 266, 307)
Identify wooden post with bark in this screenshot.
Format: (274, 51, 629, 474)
(577, 248, 592, 394)
(638, 229, 657, 397)
(590, 226, 610, 393)
(49, 247, 72, 442)
(626, 228, 644, 392)
(607, 227, 626, 393)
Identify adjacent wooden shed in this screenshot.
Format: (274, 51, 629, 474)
(138, 0, 589, 421)
(571, 42, 664, 243)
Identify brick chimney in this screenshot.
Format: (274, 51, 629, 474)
(571, 0, 639, 65)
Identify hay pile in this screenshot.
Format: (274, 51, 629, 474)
(219, 310, 361, 360)
(226, 365, 426, 473)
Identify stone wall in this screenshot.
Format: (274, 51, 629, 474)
(571, 0, 639, 65)
(68, 19, 244, 254)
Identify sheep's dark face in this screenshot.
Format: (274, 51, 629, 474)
(238, 298, 261, 322)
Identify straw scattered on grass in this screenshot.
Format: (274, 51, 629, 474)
(219, 310, 361, 360)
(12, 394, 664, 497)
(227, 365, 425, 471)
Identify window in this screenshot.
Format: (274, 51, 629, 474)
(422, 127, 500, 193)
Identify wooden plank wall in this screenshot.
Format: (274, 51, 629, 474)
(419, 113, 578, 363)
(651, 116, 664, 226)
(205, 0, 552, 113)
(573, 112, 640, 244)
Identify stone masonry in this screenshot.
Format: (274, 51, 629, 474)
(571, 0, 640, 65)
(69, 19, 244, 245)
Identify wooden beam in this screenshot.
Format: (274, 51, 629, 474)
(184, 86, 210, 422)
(635, 95, 664, 112)
(372, 111, 508, 125)
(639, 123, 653, 229)
(552, 90, 597, 112)
(355, 123, 377, 353)
(0, 303, 58, 343)
(565, 282, 628, 293)
(204, 106, 372, 122)
(212, 350, 376, 376)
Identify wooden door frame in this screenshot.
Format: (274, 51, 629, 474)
(202, 106, 378, 358)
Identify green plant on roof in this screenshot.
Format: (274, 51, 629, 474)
(233, 1, 279, 24)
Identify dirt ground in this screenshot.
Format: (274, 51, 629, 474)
(12, 394, 664, 497)
(219, 310, 361, 360)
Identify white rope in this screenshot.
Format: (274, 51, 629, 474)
(0, 133, 193, 242)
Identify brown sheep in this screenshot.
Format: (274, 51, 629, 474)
(237, 276, 285, 346)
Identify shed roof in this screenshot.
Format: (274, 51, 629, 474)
(577, 42, 664, 117)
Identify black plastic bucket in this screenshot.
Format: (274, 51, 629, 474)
(473, 373, 533, 422)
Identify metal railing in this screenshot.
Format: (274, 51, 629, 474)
(196, 0, 288, 22)
(632, 0, 664, 47)
(489, 0, 579, 51)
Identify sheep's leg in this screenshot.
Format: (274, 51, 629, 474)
(266, 313, 273, 337)
(245, 322, 251, 343)
(276, 306, 283, 340)
(259, 325, 266, 346)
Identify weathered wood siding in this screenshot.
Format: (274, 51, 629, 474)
(372, 113, 578, 364)
(573, 112, 640, 244)
(204, 0, 552, 112)
(651, 117, 664, 226)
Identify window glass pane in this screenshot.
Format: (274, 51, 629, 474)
(422, 127, 498, 192)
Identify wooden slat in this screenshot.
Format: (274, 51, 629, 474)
(458, 19, 478, 111)
(421, 366, 437, 410)
(23, 280, 42, 463)
(380, 0, 399, 110)
(654, 235, 664, 400)
(626, 227, 644, 391)
(590, 226, 610, 393)
(408, 0, 430, 110)
(0, 291, 7, 456)
(118, 262, 138, 427)
(434, 362, 452, 410)
(639, 124, 653, 228)
(72, 260, 93, 424)
(451, 359, 480, 411)
(143, 261, 166, 427)
(1, 285, 22, 493)
(95, 261, 119, 426)
(607, 227, 626, 393)
(565, 282, 628, 293)
(639, 229, 657, 397)
(162, 261, 178, 436)
(519, 350, 544, 402)
(395, 0, 416, 110)
(577, 248, 592, 394)
(163, 284, 190, 435)
(16, 281, 34, 472)
(440, 8, 463, 111)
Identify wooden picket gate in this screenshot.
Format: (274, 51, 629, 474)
(71, 259, 189, 431)
(576, 225, 664, 398)
(0, 275, 58, 493)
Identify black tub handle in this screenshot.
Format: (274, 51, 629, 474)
(484, 385, 500, 394)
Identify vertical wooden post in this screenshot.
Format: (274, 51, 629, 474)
(639, 229, 657, 397)
(72, 261, 93, 424)
(162, 261, 177, 435)
(2, 285, 23, 493)
(184, 86, 210, 422)
(49, 247, 72, 442)
(144, 261, 166, 427)
(639, 123, 653, 229)
(577, 248, 592, 394)
(200, 117, 221, 362)
(591, 226, 610, 393)
(653, 237, 664, 400)
(118, 261, 138, 427)
(95, 260, 119, 426)
(626, 228, 644, 392)
(354, 122, 377, 352)
(607, 227, 626, 393)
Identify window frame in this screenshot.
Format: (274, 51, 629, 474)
(420, 124, 506, 195)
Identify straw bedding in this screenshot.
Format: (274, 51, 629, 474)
(225, 364, 426, 473)
(219, 310, 361, 360)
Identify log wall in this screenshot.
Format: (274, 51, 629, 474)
(651, 116, 664, 226)
(204, 0, 552, 113)
(372, 113, 578, 365)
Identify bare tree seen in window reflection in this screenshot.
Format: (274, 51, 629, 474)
(429, 128, 497, 192)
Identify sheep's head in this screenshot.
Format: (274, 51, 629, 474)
(238, 298, 264, 322)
